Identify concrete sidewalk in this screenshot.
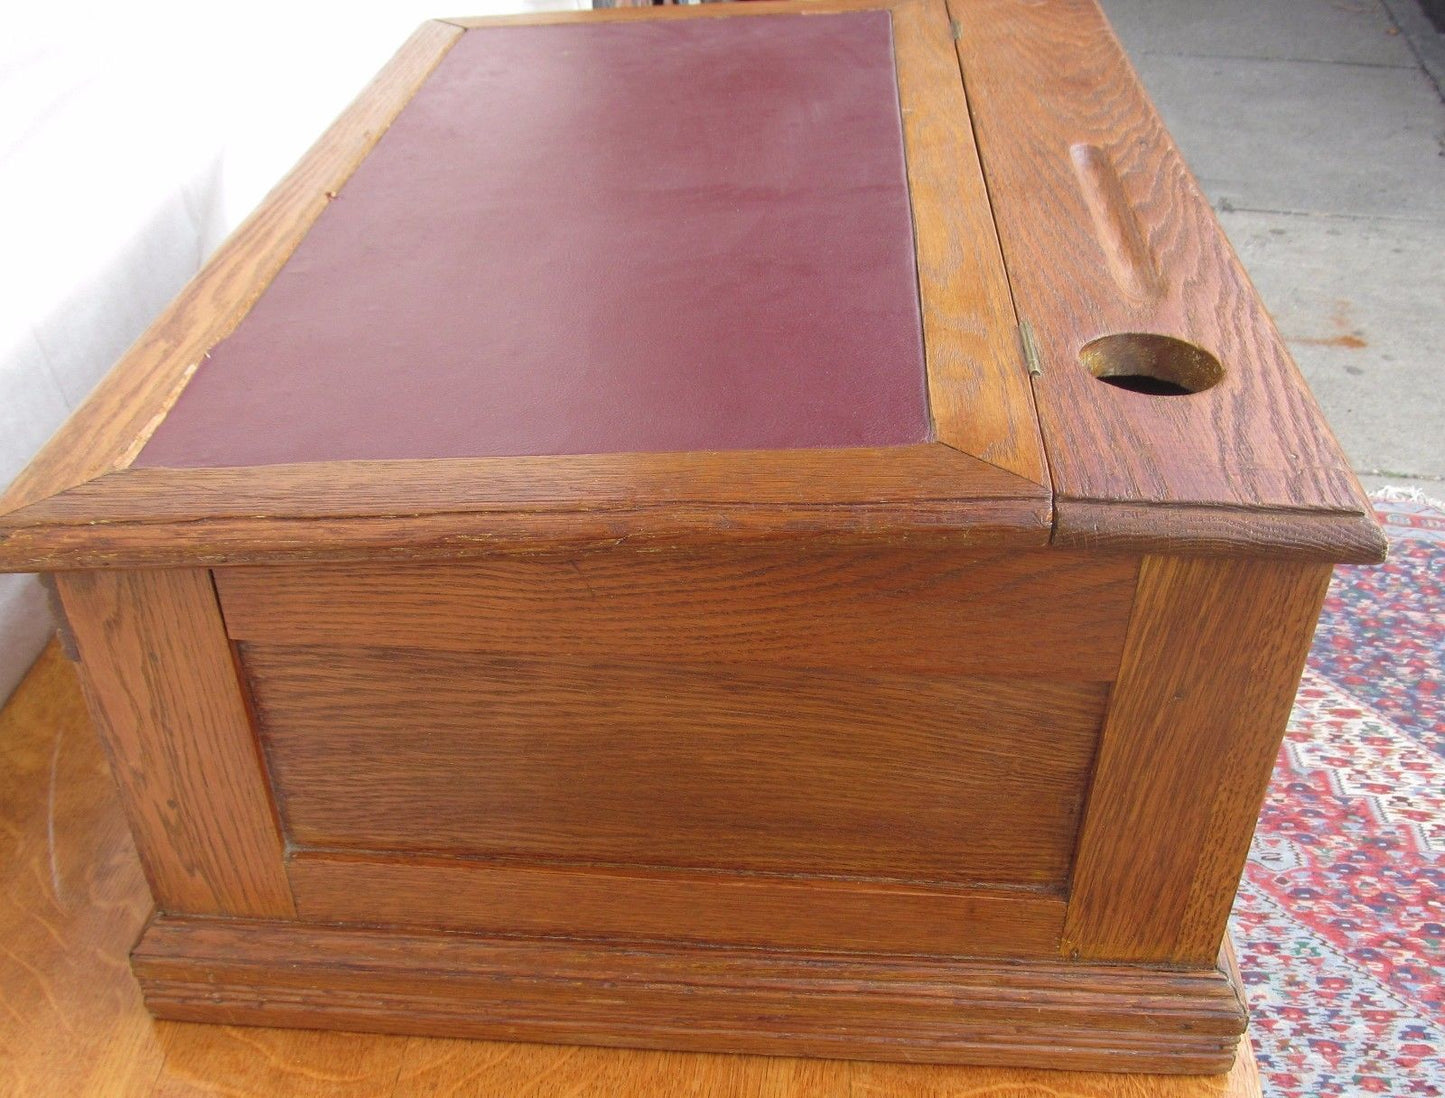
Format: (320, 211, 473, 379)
(1098, 0, 1444, 499)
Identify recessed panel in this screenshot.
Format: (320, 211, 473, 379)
(244, 645, 1106, 887)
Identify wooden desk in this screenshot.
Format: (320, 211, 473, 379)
(0, 0, 1377, 1076)
(0, 645, 1264, 1096)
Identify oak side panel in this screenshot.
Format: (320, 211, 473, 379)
(245, 645, 1105, 886)
(0, 20, 463, 520)
(892, 0, 1048, 484)
(1062, 557, 1333, 964)
(54, 570, 293, 918)
(951, 0, 1379, 558)
(288, 852, 1065, 957)
(216, 548, 1138, 680)
(0, 646, 1261, 1094)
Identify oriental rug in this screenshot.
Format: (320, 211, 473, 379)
(1233, 492, 1444, 1096)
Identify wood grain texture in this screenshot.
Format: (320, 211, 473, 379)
(392, 1039, 851, 1098)
(152, 1025, 411, 1098)
(216, 548, 1137, 679)
(288, 852, 1065, 956)
(133, 915, 1247, 1072)
(0, 1, 1338, 1080)
(54, 570, 293, 918)
(396, 1039, 1260, 1098)
(892, 0, 1048, 484)
(951, 0, 1382, 561)
(0, 21, 463, 522)
(0, 447, 1049, 572)
(853, 1054, 1259, 1098)
(4, 601, 1275, 1089)
(1063, 557, 1334, 964)
(1055, 501, 1389, 564)
(247, 645, 1104, 885)
(0, 645, 165, 1097)
(0, 646, 1262, 1093)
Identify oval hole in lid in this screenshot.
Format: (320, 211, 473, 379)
(1080, 333, 1223, 396)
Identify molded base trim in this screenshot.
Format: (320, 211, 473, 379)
(133, 916, 1246, 1074)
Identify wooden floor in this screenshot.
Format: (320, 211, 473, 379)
(0, 643, 1262, 1097)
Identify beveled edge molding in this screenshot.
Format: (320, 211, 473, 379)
(133, 916, 1246, 1074)
(1055, 499, 1387, 565)
(0, 446, 1050, 572)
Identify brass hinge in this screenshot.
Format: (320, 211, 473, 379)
(1018, 320, 1044, 377)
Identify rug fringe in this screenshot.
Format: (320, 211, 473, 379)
(1369, 485, 1445, 511)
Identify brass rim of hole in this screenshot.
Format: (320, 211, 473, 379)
(1079, 333, 1224, 395)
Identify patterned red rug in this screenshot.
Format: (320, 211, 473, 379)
(1233, 493, 1444, 1096)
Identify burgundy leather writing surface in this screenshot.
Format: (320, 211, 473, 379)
(137, 12, 930, 467)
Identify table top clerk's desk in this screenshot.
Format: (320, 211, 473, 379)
(0, 1, 1374, 1091)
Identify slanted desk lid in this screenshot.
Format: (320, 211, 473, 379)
(0, 0, 1382, 571)
(0, 0, 1050, 571)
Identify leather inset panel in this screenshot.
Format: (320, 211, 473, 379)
(138, 13, 929, 467)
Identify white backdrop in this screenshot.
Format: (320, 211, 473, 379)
(0, 0, 585, 702)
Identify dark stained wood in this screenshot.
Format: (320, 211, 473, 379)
(287, 852, 1066, 956)
(0, 447, 1049, 572)
(53, 570, 294, 918)
(950, 0, 1382, 562)
(133, 915, 1247, 1073)
(248, 645, 1104, 885)
(1062, 557, 1334, 964)
(1, 645, 1264, 1096)
(216, 549, 1138, 680)
(0, 21, 464, 523)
